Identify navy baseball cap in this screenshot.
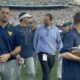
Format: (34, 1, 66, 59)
(62, 22, 72, 27)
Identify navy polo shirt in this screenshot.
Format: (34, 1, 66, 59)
(61, 31, 69, 42)
(60, 28, 80, 80)
(16, 25, 34, 58)
(0, 24, 21, 61)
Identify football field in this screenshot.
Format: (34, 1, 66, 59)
(21, 54, 58, 80)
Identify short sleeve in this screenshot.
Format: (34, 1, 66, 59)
(60, 32, 75, 53)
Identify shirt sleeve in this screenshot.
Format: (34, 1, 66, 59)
(60, 32, 75, 53)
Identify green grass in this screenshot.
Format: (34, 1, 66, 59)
(21, 53, 58, 80)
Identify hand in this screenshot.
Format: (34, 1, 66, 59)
(18, 58, 24, 64)
(0, 54, 11, 63)
(16, 55, 24, 64)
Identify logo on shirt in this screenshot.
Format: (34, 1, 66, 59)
(8, 31, 13, 36)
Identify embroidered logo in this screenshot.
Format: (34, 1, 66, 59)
(8, 31, 13, 36)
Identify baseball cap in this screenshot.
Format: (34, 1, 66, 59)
(62, 22, 72, 27)
(19, 12, 32, 20)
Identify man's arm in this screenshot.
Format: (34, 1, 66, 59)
(10, 46, 21, 56)
(0, 30, 21, 63)
(61, 52, 80, 61)
(0, 46, 21, 63)
(60, 31, 80, 61)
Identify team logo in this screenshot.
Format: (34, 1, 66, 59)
(8, 31, 13, 36)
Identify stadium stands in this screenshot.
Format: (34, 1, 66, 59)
(0, 0, 80, 26)
(10, 7, 80, 26)
(0, 0, 74, 5)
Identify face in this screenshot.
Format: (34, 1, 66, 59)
(63, 26, 71, 32)
(43, 16, 52, 27)
(31, 22, 37, 29)
(0, 7, 10, 23)
(23, 17, 30, 25)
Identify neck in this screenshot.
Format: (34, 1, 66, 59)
(47, 23, 52, 27)
(0, 21, 8, 27)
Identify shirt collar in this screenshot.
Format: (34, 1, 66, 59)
(1, 22, 10, 29)
(43, 23, 55, 29)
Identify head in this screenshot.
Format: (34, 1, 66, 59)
(62, 22, 72, 32)
(30, 20, 37, 30)
(0, 6, 10, 23)
(43, 13, 53, 27)
(19, 12, 32, 25)
(73, 12, 80, 28)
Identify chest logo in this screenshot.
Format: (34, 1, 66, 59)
(8, 31, 13, 36)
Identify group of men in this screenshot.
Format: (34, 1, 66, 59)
(0, 6, 36, 80)
(0, 6, 80, 80)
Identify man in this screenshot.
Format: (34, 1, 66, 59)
(34, 13, 63, 80)
(57, 22, 72, 80)
(60, 12, 80, 80)
(30, 20, 38, 73)
(16, 12, 35, 80)
(0, 6, 21, 80)
(61, 22, 72, 41)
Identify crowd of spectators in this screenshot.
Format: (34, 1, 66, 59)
(10, 7, 80, 26)
(0, 0, 73, 5)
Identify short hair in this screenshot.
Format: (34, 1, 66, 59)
(45, 13, 53, 21)
(30, 20, 37, 24)
(73, 12, 80, 24)
(19, 12, 26, 22)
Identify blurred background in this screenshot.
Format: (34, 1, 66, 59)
(0, 1, 80, 79)
(0, 0, 80, 26)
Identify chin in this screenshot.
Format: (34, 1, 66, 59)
(2, 20, 8, 23)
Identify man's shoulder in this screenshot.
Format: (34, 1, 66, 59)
(9, 24, 20, 34)
(64, 29, 76, 39)
(68, 28, 76, 35)
(51, 25, 61, 34)
(14, 24, 20, 29)
(36, 24, 44, 31)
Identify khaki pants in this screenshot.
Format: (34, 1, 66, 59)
(0, 60, 20, 80)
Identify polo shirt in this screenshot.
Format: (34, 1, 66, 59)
(60, 28, 80, 80)
(0, 23, 21, 61)
(16, 24, 34, 58)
